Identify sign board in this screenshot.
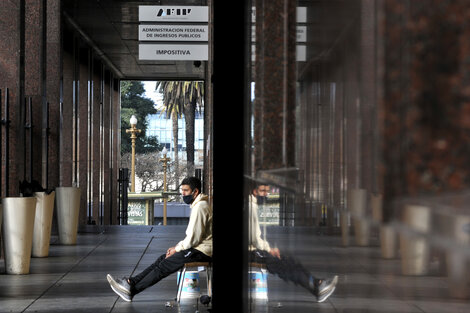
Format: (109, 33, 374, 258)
(296, 26, 307, 42)
(251, 25, 306, 43)
(139, 44, 208, 61)
(139, 6, 209, 22)
(297, 7, 307, 23)
(252, 7, 307, 23)
(251, 45, 307, 62)
(258, 203, 280, 225)
(139, 25, 208, 42)
(296, 45, 306, 62)
(128, 200, 146, 225)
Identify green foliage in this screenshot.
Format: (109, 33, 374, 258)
(120, 81, 162, 154)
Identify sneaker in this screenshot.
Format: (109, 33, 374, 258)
(313, 275, 338, 303)
(107, 274, 133, 302)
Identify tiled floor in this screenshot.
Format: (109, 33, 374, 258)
(0, 225, 469, 312)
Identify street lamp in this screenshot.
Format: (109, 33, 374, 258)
(126, 115, 141, 192)
(160, 146, 170, 225)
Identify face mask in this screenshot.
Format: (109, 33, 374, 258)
(256, 195, 267, 204)
(183, 193, 194, 204)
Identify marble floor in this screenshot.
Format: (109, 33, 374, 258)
(0, 225, 468, 313)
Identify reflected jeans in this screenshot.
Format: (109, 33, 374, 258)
(250, 249, 314, 292)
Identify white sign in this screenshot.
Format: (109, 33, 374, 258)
(139, 25, 208, 42)
(297, 26, 307, 42)
(139, 6, 208, 22)
(251, 45, 306, 62)
(139, 44, 208, 61)
(251, 25, 306, 42)
(296, 45, 306, 62)
(251, 7, 307, 23)
(297, 7, 307, 23)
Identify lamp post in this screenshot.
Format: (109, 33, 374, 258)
(160, 146, 170, 225)
(126, 115, 141, 192)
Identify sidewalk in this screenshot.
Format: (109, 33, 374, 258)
(0, 225, 469, 312)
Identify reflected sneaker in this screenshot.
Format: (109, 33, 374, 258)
(107, 274, 133, 302)
(312, 275, 338, 303)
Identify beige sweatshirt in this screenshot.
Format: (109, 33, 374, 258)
(249, 194, 271, 252)
(174, 193, 213, 257)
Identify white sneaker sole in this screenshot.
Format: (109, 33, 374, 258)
(316, 275, 338, 303)
(107, 274, 132, 302)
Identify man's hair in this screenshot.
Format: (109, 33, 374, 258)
(181, 177, 202, 193)
(251, 182, 269, 194)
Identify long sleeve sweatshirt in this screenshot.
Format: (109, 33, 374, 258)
(248, 194, 271, 252)
(174, 193, 213, 257)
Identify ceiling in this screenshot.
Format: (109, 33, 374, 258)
(61, 1, 358, 81)
(62, 0, 208, 80)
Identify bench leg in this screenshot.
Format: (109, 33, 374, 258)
(206, 266, 212, 297)
(176, 267, 187, 303)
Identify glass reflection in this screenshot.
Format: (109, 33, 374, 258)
(245, 0, 470, 312)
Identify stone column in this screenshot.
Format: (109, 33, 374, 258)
(78, 47, 90, 225)
(111, 78, 121, 224)
(103, 70, 111, 225)
(60, 37, 75, 187)
(25, 0, 45, 184)
(254, 0, 296, 171)
(380, 0, 470, 209)
(0, 0, 22, 196)
(45, 0, 61, 190)
(91, 58, 101, 224)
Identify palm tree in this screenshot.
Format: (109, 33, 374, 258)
(156, 81, 204, 176)
(182, 81, 204, 175)
(156, 81, 183, 186)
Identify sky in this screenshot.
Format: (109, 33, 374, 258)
(142, 81, 163, 108)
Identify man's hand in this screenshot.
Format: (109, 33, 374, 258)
(270, 247, 281, 259)
(166, 247, 176, 258)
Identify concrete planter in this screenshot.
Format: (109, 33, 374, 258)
(380, 225, 397, 259)
(32, 191, 56, 257)
(400, 204, 431, 275)
(2, 197, 37, 274)
(56, 187, 80, 245)
(436, 213, 470, 298)
(348, 189, 370, 246)
(371, 194, 397, 258)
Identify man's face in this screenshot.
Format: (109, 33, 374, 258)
(255, 185, 269, 197)
(181, 184, 193, 196)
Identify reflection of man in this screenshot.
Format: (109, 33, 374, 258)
(106, 177, 212, 302)
(249, 183, 338, 303)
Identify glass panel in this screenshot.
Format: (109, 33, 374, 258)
(245, 0, 470, 311)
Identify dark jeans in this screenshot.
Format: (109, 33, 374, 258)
(129, 248, 212, 295)
(250, 249, 314, 292)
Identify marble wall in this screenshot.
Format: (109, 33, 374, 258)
(0, 1, 121, 224)
(381, 0, 470, 201)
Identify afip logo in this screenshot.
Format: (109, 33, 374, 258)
(157, 8, 192, 17)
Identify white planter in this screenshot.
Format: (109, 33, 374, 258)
(380, 225, 397, 259)
(56, 187, 80, 245)
(400, 204, 431, 275)
(348, 189, 370, 246)
(2, 197, 37, 274)
(32, 191, 56, 257)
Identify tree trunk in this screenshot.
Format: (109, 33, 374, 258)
(172, 111, 180, 188)
(184, 100, 196, 176)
